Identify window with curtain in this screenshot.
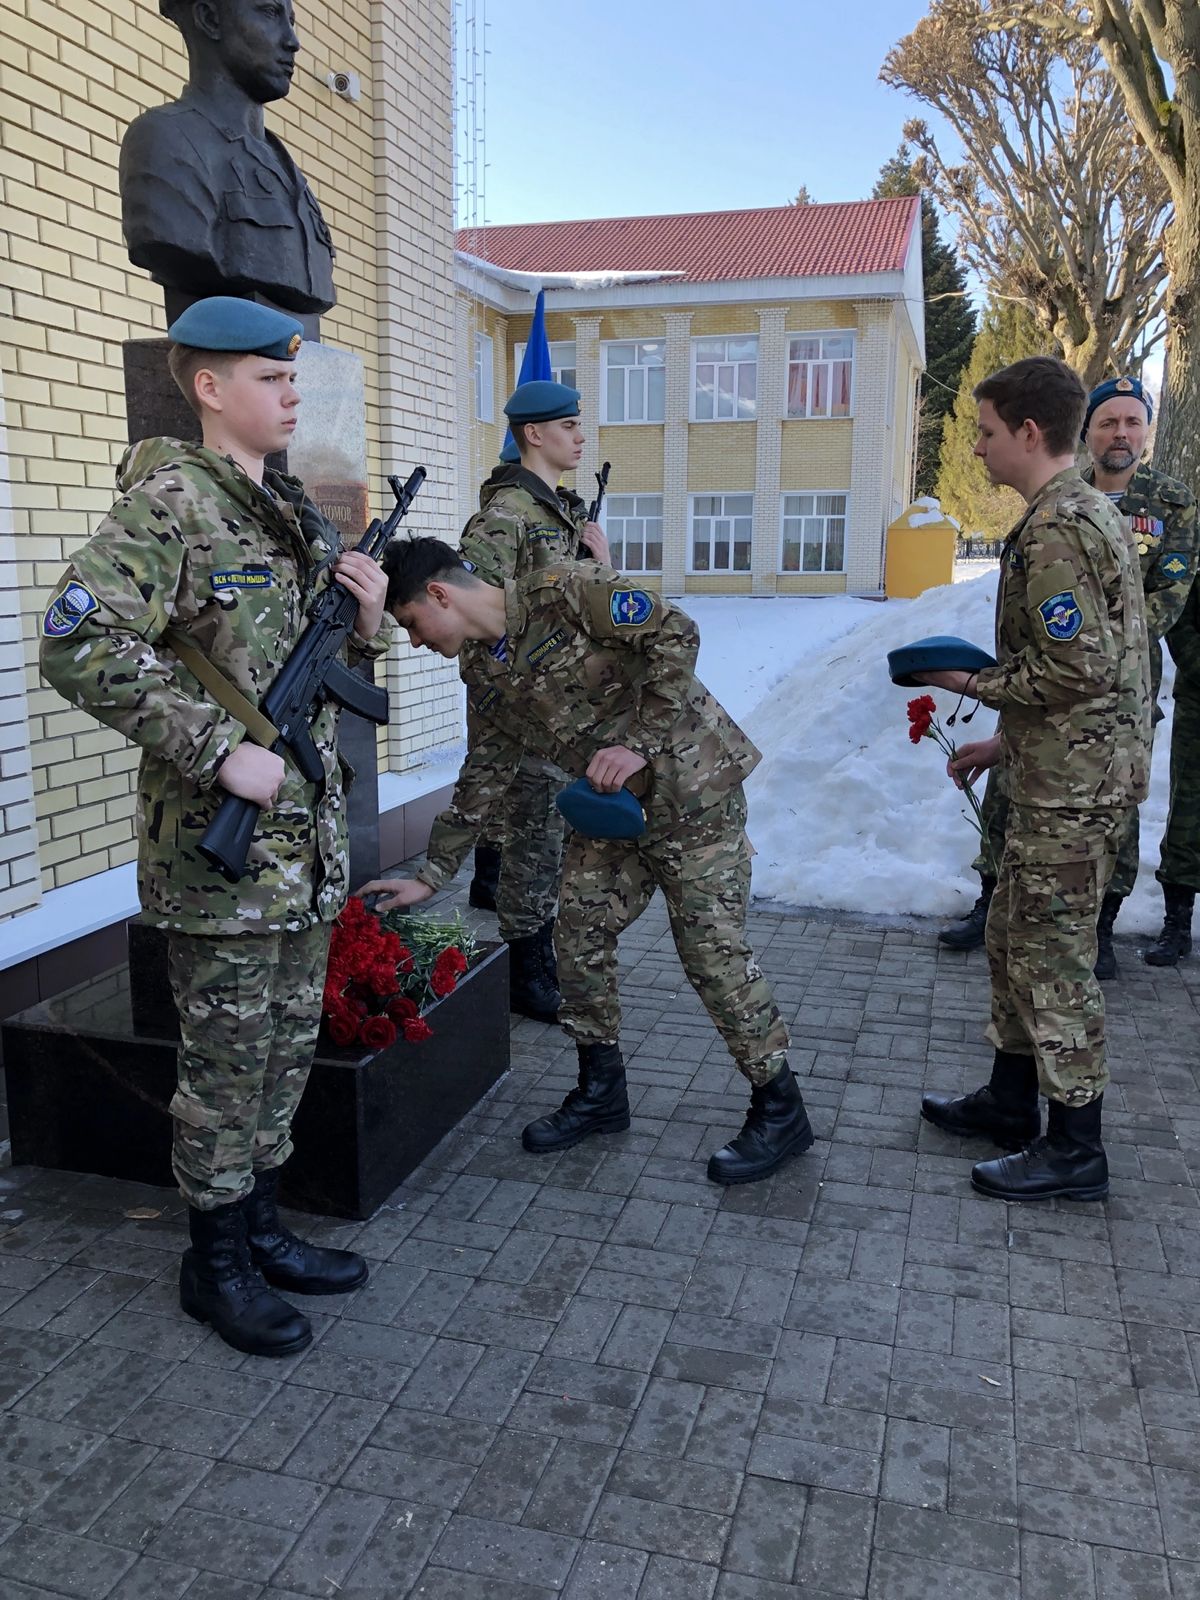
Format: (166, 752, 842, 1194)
(780, 492, 848, 572)
(693, 335, 758, 421)
(786, 333, 854, 418)
(474, 332, 494, 422)
(604, 494, 663, 573)
(513, 340, 577, 391)
(603, 341, 666, 423)
(690, 493, 753, 572)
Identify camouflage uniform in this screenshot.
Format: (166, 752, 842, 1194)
(973, 462, 1197, 895)
(459, 464, 588, 940)
(972, 468, 1151, 1106)
(1160, 577, 1200, 892)
(416, 565, 790, 1083)
(40, 438, 389, 1209)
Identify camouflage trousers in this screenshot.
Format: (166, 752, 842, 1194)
(985, 804, 1122, 1107)
(555, 785, 790, 1085)
(492, 754, 568, 941)
(166, 923, 331, 1211)
(1158, 692, 1200, 892)
(973, 768, 1142, 900)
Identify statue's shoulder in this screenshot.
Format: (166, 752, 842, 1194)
(121, 101, 206, 168)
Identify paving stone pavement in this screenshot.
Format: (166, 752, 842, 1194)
(2, 876, 1200, 1599)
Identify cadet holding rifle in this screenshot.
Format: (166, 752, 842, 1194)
(40, 297, 390, 1358)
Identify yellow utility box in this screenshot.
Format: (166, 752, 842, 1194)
(885, 498, 959, 598)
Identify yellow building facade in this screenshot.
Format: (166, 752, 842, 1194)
(455, 202, 924, 601)
(0, 0, 461, 929)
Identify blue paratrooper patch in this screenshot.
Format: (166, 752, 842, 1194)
(1160, 553, 1190, 580)
(42, 581, 99, 638)
(611, 589, 655, 627)
(1038, 591, 1084, 641)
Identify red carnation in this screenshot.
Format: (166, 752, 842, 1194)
(328, 1011, 359, 1047)
(402, 1017, 433, 1043)
(387, 995, 419, 1023)
(359, 1015, 398, 1050)
(396, 946, 414, 974)
(429, 967, 457, 998)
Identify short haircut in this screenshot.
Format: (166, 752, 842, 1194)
(974, 357, 1086, 456)
(166, 345, 241, 417)
(381, 536, 477, 610)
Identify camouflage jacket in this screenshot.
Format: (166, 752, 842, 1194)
(417, 565, 760, 889)
(1082, 460, 1198, 697)
(974, 467, 1151, 811)
(458, 464, 587, 584)
(39, 438, 390, 935)
(1167, 576, 1200, 700)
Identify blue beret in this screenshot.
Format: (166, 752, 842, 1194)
(887, 635, 997, 688)
(167, 296, 303, 361)
(504, 380, 581, 425)
(555, 778, 646, 840)
(1082, 376, 1152, 438)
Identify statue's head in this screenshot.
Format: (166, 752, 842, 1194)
(161, 0, 300, 105)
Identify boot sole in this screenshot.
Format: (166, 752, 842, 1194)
(522, 1113, 630, 1153)
(920, 1106, 1035, 1152)
(180, 1298, 314, 1357)
(969, 1174, 1109, 1203)
(1145, 952, 1189, 967)
(707, 1127, 815, 1186)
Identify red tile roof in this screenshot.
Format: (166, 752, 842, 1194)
(456, 198, 920, 284)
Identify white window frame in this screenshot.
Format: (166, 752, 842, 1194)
(602, 339, 666, 424)
(785, 331, 855, 420)
(513, 340, 577, 392)
(603, 493, 664, 575)
(779, 491, 849, 574)
(691, 334, 758, 422)
(474, 332, 494, 422)
(688, 492, 755, 575)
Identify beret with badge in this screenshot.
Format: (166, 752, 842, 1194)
(166, 296, 304, 361)
(503, 380, 581, 424)
(887, 635, 997, 688)
(555, 777, 647, 840)
(1081, 374, 1153, 438)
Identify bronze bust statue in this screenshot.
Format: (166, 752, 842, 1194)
(120, 0, 336, 317)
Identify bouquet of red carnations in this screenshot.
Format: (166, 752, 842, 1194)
(905, 694, 998, 880)
(322, 895, 476, 1051)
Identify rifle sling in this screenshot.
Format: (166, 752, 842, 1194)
(163, 629, 282, 749)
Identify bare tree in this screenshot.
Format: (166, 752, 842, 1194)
(881, 0, 1171, 387)
(990, 0, 1199, 486)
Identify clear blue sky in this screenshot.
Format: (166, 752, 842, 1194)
(466, 0, 935, 226)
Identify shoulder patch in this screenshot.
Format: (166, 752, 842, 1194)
(1038, 590, 1084, 642)
(42, 581, 99, 638)
(1159, 552, 1190, 581)
(610, 589, 656, 627)
(527, 526, 564, 544)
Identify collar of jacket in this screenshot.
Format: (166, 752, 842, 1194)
(479, 462, 585, 526)
(1081, 457, 1152, 507)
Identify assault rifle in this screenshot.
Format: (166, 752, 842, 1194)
(199, 467, 427, 881)
(578, 460, 611, 559)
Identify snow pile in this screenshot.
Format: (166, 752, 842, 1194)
(895, 495, 961, 530)
(740, 570, 1173, 934)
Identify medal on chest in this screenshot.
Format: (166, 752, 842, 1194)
(1129, 513, 1163, 556)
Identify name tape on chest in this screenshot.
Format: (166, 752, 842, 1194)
(527, 527, 563, 545)
(1038, 590, 1084, 642)
(610, 589, 656, 627)
(42, 581, 99, 638)
(211, 569, 274, 590)
(526, 628, 568, 668)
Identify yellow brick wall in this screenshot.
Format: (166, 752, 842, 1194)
(777, 573, 848, 594)
(685, 575, 753, 594)
(784, 302, 857, 330)
(690, 306, 760, 336)
(686, 423, 756, 492)
(1, 0, 452, 893)
(596, 426, 665, 494)
(779, 421, 854, 487)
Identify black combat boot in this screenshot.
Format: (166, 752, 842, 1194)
(921, 1049, 1040, 1149)
(243, 1168, 368, 1295)
(707, 1064, 815, 1186)
(508, 930, 561, 1022)
(971, 1095, 1108, 1202)
(537, 919, 559, 988)
(522, 1041, 630, 1152)
(469, 842, 502, 911)
(179, 1201, 313, 1357)
(1094, 892, 1123, 980)
(937, 876, 996, 951)
(1145, 884, 1195, 967)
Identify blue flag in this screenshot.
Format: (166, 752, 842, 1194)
(500, 287, 551, 464)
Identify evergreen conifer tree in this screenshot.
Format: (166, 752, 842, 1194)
(873, 146, 975, 496)
(937, 298, 1043, 538)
